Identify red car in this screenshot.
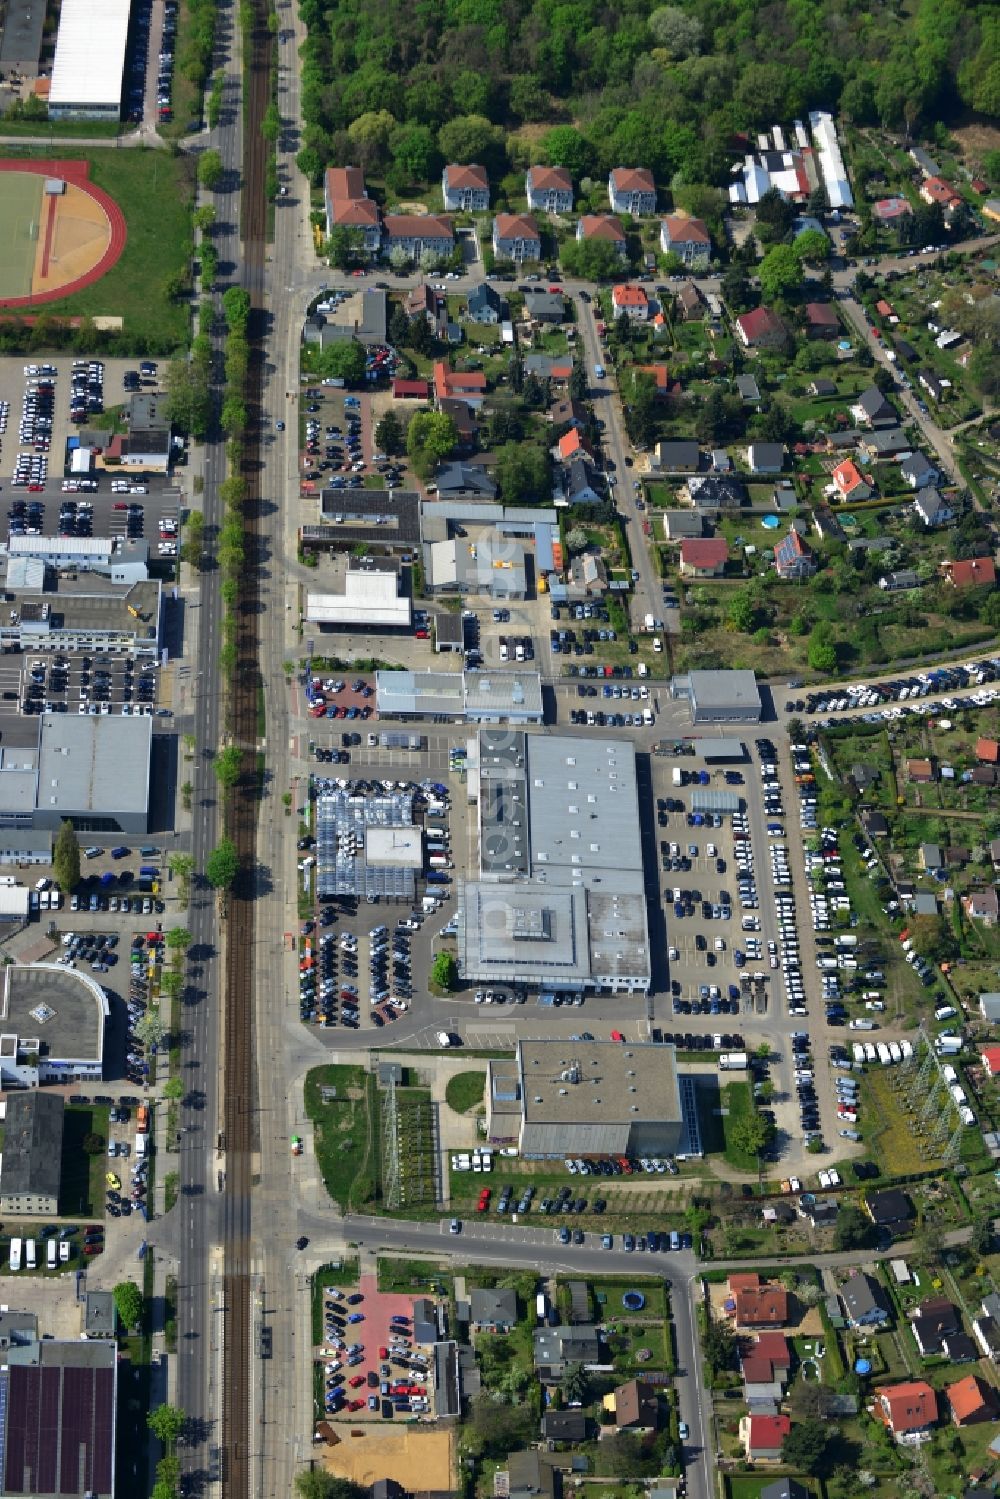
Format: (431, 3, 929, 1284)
(610, 1030, 625, 1042)
(347, 1399, 365, 1411)
(378, 1346, 389, 1360)
(348, 1375, 365, 1388)
(84, 1243, 103, 1255)
(27, 483, 44, 492)
(415, 629, 428, 639)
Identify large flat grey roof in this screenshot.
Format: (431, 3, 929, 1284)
(36, 712, 152, 818)
(2, 963, 108, 1066)
(517, 1039, 681, 1127)
(525, 734, 644, 890)
(0, 1092, 64, 1199)
(465, 671, 542, 720)
(689, 670, 761, 710)
(14, 580, 161, 642)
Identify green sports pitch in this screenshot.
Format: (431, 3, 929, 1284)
(0, 172, 43, 299)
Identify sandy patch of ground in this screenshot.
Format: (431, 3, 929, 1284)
(395, 201, 429, 216)
(321, 1425, 454, 1490)
(32, 181, 111, 296)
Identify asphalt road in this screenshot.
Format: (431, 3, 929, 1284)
(173, 0, 244, 1483)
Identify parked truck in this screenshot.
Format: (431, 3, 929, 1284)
(718, 1052, 748, 1070)
(136, 1104, 149, 1134)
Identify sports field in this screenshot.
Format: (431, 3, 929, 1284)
(0, 171, 42, 299)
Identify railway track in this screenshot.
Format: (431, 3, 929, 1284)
(220, 0, 271, 1494)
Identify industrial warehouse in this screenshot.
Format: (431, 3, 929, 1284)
(457, 730, 651, 995)
(486, 1038, 702, 1159)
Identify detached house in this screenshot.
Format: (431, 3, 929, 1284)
(728, 1273, 789, 1328)
(900, 451, 938, 489)
(948, 1375, 999, 1426)
(873, 197, 913, 224)
(920, 176, 962, 211)
(832, 458, 873, 503)
(852, 386, 897, 428)
(382, 214, 454, 262)
(526, 166, 573, 213)
(943, 557, 996, 589)
(679, 537, 728, 577)
(442, 163, 489, 212)
(740, 1413, 790, 1463)
(877, 1381, 938, 1444)
(735, 307, 786, 349)
(467, 282, 507, 325)
(746, 442, 784, 475)
(469, 1287, 517, 1333)
(433, 361, 486, 411)
(842, 1272, 891, 1328)
(964, 888, 999, 927)
(659, 215, 711, 268)
(493, 214, 541, 263)
(576, 215, 627, 257)
(804, 302, 839, 339)
(914, 489, 954, 527)
(608, 168, 656, 215)
(774, 528, 815, 580)
(611, 284, 649, 321)
(608, 1379, 658, 1429)
(910, 1297, 959, 1356)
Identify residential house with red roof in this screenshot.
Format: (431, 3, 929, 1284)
(659, 215, 711, 269)
(611, 284, 649, 321)
(942, 557, 997, 589)
(977, 738, 1000, 764)
(575, 215, 627, 257)
(739, 1413, 790, 1462)
(441, 163, 489, 212)
(774, 528, 815, 580)
(679, 538, 728, 577)
(493, 213, 541, 263)
(947, 1374, 999, 1426)
(980, 1046, 1000, 1078)
(734, 307, 786, 349)
(873, 197, 913, 223)
(804, 302, 839, 339)
(831, 458, 873, 502)
(920, 176, 962, 211)
(526, 166, 573, 213)
(635, 364, 677, 398)
(876, 1381, 938, 1443)
(556, 428, 591, 463)
(324, 166, 381, 252)
(433, 361, 486, 411)
(727, 1273, 789, 1328)
(608, 168, 656, 216)
(382, 215, 454, 262)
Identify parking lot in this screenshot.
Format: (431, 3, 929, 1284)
(317, 1271, 435, 1421)
(0, 354, 179, 513)
(4, 649, 167, 719)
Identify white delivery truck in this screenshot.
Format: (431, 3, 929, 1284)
(9, 1237, 22, 1271)
(672, 767, 684, 787)
(536, 1292, 547, 1323)
(46, 1238, 57, 1270)
(25, 1240, 36, 1270)
(718, 1052, 748, 1070)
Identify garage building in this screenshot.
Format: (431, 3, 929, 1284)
(670, 670, 762, 723)
(487, 1039, 683, 1157)
(48, 0, 131, 119)
(0, 1092, 64, 1214)
(305, 571, 412, 631)
(0, 963, 109, 1087)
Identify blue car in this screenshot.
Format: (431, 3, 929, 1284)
(734, 951, 744, 967)
(728, 984, 740, 1000)
(348, 1312, 364, 1323)
(674, 901, 684, 918)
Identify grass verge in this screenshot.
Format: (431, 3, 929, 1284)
(304, 1064, 378, 1211)
(444, 1069, 486, 1114)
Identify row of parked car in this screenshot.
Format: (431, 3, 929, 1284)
(789, 657, 1000, 721)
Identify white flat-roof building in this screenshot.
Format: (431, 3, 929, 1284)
(48, 0, 132, 119)
(305, 570, 412, 630)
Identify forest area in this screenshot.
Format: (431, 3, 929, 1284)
(295, 0, 999, 196)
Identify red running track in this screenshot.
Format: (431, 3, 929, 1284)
(0, 158, 127, 308)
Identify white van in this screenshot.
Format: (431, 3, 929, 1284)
(9, 1237, 22, 1271)
(46, 1238, 57, 1270)
(135, 1133, 146, 1158)
(25, 1240, 37, 1270)
(935, 1004, 957, 1021)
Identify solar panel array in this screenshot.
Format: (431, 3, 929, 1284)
(3, 1359, 114, 1496)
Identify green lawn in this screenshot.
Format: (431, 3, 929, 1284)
(0, 170, 41, 298)
(60, 1103, 110, 1217)
(3, 146, 194, 349)
(303, 1064, 379, 1211)
(445, 1069, 486, 1114)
